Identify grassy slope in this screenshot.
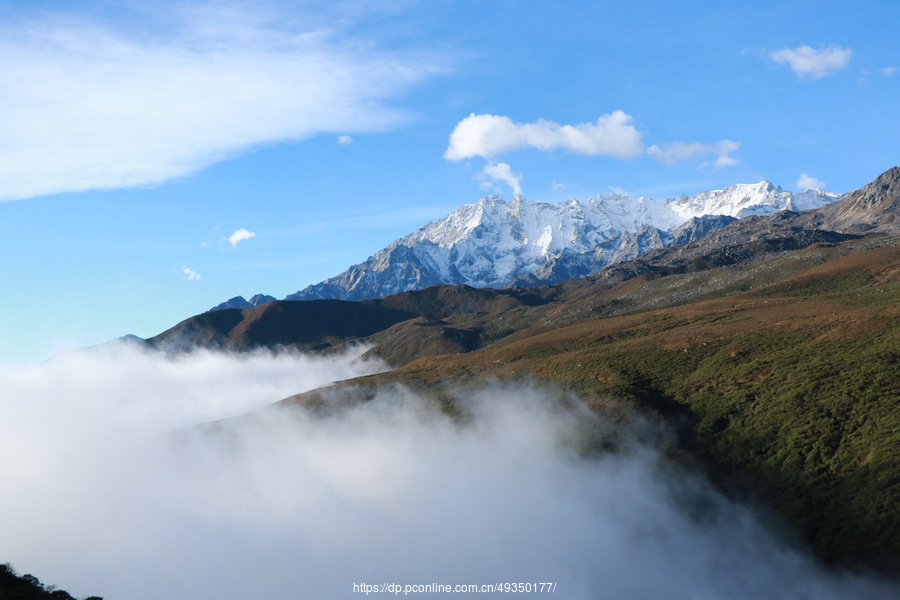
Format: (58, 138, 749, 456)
(317, 238, 900, 571)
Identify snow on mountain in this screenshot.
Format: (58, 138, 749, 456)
(397, 193, 685, 285)
(219, 182, 841, 307)
(666, 181, 840, 219)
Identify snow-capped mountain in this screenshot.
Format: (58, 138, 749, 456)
(215, 182, 841, 309)
(666, 181, 838, 219)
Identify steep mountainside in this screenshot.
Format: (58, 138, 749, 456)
(307, 237, 899, 572)
(148, 299, 420, 352)
(214, 182, 838, 309)
(506, 214, 737, 286)
(815, 165, 900, 232)
(284, 184, 837, 302)
(146, 167, 900, 574)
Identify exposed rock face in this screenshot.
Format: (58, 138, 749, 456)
(818, 166, 900, 232)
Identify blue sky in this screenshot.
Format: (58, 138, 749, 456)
(0, 0, 897, 363)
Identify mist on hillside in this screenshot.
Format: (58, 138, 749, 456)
(0, 344, 895, 600)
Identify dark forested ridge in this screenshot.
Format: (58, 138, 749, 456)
(0, 564, 101, 600)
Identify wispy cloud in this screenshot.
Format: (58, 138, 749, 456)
(647, 140, 740, 169)
(477, 161, 522, 196)
(227, 228, 256, 247)
(444, 112, 645, 160)
(337, 135, 354, 145)
(182, 266, 201, 281)
(796, 173, 826, 191)
(769, 44, 852, 79)
(0, 4, 440, 201)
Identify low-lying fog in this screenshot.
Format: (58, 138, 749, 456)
(0, 343, 895, 599)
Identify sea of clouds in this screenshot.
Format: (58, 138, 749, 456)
(0, 343, 896, 599)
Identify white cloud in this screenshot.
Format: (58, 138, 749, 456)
(796, 173, 826, 191)
(700, 142, 740, 169)
(647, 141, 708, 164)
(769, 45, 852, 79)
(181, 266, 201, 280)
(0, 347, 895, 600)
(881, 66, 896, 77)
(228, 228, 256, 247)
(337, 135, 353, 145)
(0, 5, 439, 201)
(477, 161, 522, 196)
(444, 111, 644, 160)
(648, 140, 740, 169)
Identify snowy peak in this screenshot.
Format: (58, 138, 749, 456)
(413, 180, 835, 252)
(665, 181, 839, 219)
(409, 193, 683, 257)
(241, 180, 847, 306)
(403, 181, 831, 266)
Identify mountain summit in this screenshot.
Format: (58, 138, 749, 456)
(214, 182, 840, 309)
(666, 181, 835, 218)
(816, 166, 900, 232)
(281, 182, 838, 303)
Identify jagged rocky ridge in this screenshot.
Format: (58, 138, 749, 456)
(213, 182, 839, 309)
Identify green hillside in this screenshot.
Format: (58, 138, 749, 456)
(283, 238, 900, 572)
(147, 168, 900, 575)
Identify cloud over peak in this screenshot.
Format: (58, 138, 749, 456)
(478, 161, 522, 196)
(647, 140, 740, 169)
(444, 112, 645, 161)
(796, 173, 826, 191)
(769, 44, 852, 79)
